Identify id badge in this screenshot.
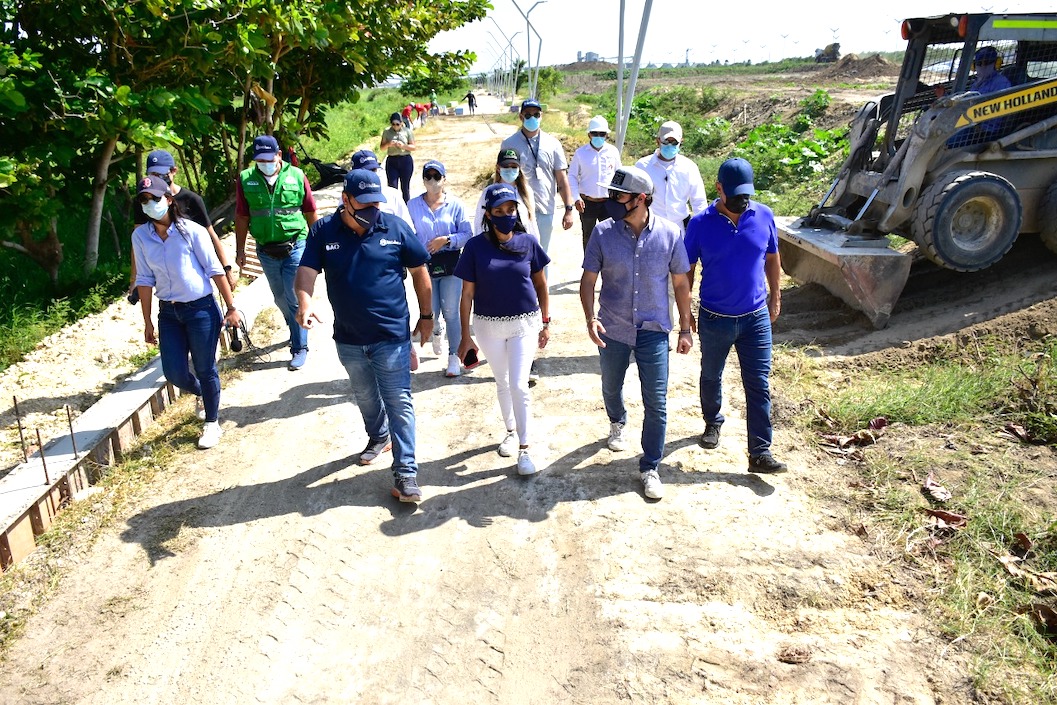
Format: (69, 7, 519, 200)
(535, 166, 546, 182)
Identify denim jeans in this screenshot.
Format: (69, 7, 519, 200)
(598, 329, 670, 473)
(157, 295, 223, 422)
(697, 306, 773, 457)
(335, 339, 418, 478)
(259, 237, 308, 354)
(431, 275, 463, 355)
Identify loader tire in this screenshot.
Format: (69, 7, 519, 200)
(1040, 180, 1057, 256)
(912, 170, 1021, 271)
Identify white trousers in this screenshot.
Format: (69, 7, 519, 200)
(475, 330, 537, 446)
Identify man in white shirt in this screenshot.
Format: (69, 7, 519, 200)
(569, 115, 622, 251)
(634, 121, 709, 234)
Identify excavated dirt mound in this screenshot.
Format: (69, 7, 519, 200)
(814, 53, 902, 81)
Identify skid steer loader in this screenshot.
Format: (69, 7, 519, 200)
(778, 12, 1057, 328)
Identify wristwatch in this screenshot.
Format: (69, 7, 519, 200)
(223, 265, 233, 272)
(420, 313, 434, 320)
(564, 204, 574, 212)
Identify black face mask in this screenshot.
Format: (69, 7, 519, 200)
(725, 195, 750, 214)
(350, 205, 380, 230)
(604, 196, 635, 222)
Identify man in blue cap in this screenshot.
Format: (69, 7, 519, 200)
(683, 157, 787, 474)
(947, 46, 1012, 147)
(235, 135, 318, 370)
(350, 149, 414, 229)
(294, 169, 433, 503)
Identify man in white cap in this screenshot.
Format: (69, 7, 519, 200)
(568, 115, 622, 251)
(634, 120, 709, 233)
(579, 166, 694, 501)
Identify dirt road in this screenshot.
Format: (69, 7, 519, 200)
(0, 96, 973, 704)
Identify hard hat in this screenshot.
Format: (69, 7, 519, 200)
(588, 115, 610, 133)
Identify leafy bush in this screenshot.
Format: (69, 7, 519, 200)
(733, 121, 846, 191)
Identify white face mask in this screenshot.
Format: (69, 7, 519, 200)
(424, 179, 444, 194)
(142, 197, 169, 220)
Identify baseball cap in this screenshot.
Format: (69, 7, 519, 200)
(136, 175, 169, 199)
(603, 166, 654, 196)
(484, 183, 519, 210)
(657, 121, 683, 144)
(252, 135, 280, 160)
(351, 149, 381, 171)
(389, 112, 402, 124)
(422, 160, 446, 177)
(343, 169, 386, 204)
(587, 115, 610, 133)
(145, 149, 176, 175)
(520, 98, 542, 113)
(718, 157, 755, 197)
(974, 45, 999, 65)
(497, 148, 520, 165)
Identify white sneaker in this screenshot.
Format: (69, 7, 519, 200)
(498, 430, 518, 457)
(195, 397, 206, 421)
(198, 421, 222, 449)
(607, 422, 628, 452)
(641, 469, 664, 499)
(517, 449, 538, 476)
(445, 354, 462, 378)
(432, 330, 444, 356)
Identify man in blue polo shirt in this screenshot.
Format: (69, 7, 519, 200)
(684, 158, 786, 473)
(294, 169, 433, 502)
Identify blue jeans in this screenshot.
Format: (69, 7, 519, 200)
(335, 339, 418, 478)
(697, 306, 773, 457)
(259, 237, 308, 354)
(431, 275, 463, 355)
(385, 154, 414, 203)
(598, 330, 670, 473)
(157, 295, 223, 422)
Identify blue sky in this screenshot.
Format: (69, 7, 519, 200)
(429, 1, 1044, 74)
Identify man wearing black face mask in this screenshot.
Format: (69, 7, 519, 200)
(683, 158, 787, 474)
(294, 169, 433, 503)
(580, 166, 693, 501)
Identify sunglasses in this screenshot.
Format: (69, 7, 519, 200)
(662, 139, 680, 146)
(589, 131, 607, 137)
(608, 190, 632, 200)
(139, 194, 163, 205)
(423, 172, 442, 181)
(524, 112, 542, 119)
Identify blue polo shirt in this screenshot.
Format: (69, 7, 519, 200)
(454, 232, 549, 318)
(301, 208, 429, 345)
(684, 200, 778, 316)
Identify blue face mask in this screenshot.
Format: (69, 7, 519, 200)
(523, 116, 541, 132)
(256, 160, 279, 176)
(590, 136, 606, 149)
(660, 144, 679, 160)
(490, 213, 519, 234)
(351, 206, 380, 230)
(499, 167, 520, 183)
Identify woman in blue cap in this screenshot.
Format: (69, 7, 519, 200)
(454, 183, 550, 475)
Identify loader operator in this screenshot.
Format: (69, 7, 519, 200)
(947, 46, 1011, 148)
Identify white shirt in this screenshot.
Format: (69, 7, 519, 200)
(473, 188, 541, 240)
(568, 143, 622, 200)
(379, 183, 415, 230)
(499, 129, 568, 216)
(634, 152, 709, 232)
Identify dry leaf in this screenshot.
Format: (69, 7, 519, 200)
(997, 554, 1057, 595)
(1018, 603, 1057, 637)
(1013, 532, 1033, 558)
(854, 523, 869, 539)
(868, 417, 888, 430)
(922, 508, 968, 529)
(922, 471, 952, 502)
(1002, 423, 1032, 442)
(976, 592, 995, 609)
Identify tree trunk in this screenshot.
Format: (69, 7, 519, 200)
(237, 73, 253, 172)
(83, 136, 118, 275)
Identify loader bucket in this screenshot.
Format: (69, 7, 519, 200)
(776, 216, 912, 329)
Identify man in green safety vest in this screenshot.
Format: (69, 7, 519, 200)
(235, 135, 319, 370)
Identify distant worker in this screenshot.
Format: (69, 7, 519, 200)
(579, 166, 693, 501)
(683, 158, 786, 474)
(568, 115, 622, 251)
(635, 121, 709, 234)
(947, 46, 1012, 147)
(294, 169, 433, 503)
(464, 90, 477, 115)
(234, 135, 318, 371)
(380, 112, 417, 202)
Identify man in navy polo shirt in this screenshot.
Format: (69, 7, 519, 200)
(684, 158, 787, 474)
(294, 169, 433, 502)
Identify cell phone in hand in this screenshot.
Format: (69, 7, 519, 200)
(462, 347, 480, 369)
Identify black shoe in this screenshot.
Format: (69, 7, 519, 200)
(359, 436, 392, 465)
(528, 361, 540, 386)
(391, 475, 423, 503)
(700, 423, 722, 449)
(748, 453, 788, 474)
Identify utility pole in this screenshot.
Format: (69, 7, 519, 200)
(511, 0, 546, 98)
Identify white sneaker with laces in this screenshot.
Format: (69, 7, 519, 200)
(198, 421, 222, 449)
(431, 330, 444, 356)
(517, 449, 538, 476)
(498, 430, 518, 457)
(445, 354, 462, 378)
(641, 469, 664, 499)
(195, 397, 206, 421)
(607, 422, 628, 452)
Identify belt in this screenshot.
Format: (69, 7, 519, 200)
(159, 294, 213, 307)
(582, 195, 607, 202)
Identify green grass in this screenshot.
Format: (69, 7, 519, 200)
(298, 88, 413, 173)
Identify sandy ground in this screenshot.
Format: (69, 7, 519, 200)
(0, 92, 1040, 704)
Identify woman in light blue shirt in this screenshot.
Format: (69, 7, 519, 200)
(132, 175, 241, 450)
(406, 160, 472, 378)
